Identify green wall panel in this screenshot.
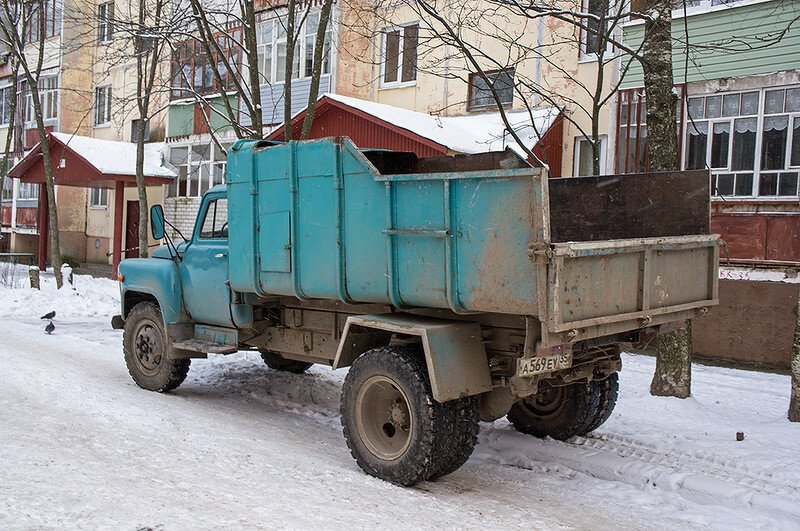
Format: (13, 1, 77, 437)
(621, 0, 800, 88)
(167, 95, 238, 137)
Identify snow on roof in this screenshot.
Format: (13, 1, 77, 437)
(51, 132, 177, 178)
(322, 93, 559, 158)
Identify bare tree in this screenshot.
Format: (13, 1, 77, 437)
(0, 0, 64, 287)
(343, 0, 645, 173)
(0, 59, 19, 239)
(300, 0, 335, 139)
(639, 0, 689, 399)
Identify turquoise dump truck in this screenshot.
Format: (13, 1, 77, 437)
(114, 137, 719, 486)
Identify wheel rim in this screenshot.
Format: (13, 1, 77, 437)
(355, 375, 413, 461)
(132, 318, 165, 376)
(520, 385, 567, 421)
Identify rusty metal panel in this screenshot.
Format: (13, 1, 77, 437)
(546, 235, 719, 341)
(549, 170, 710, 242)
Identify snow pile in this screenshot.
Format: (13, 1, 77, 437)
(0, 263, 120, 319)
(2, 268, 800, 527)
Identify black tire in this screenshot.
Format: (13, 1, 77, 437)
(425, 395, 480, 481)
(341, 346, 469, 486)
(583, 373, 619, 434)
(123, 302, 191, 392)
(506, 380, 601, 441)
(260, 350, 313, 374)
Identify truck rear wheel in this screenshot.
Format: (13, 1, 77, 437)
(341, 346, 476, 486)
(260, 351, 313, 374)
(507, 379, 604, 440)
(123, 302, 191, 392)
(583, 373, 619, 433)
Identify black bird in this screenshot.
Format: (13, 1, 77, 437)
(45, 321, 55, 335)
(40, 311, 56, 320)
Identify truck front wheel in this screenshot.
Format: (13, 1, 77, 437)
(341, 346, 477, 486)
(123, 302, 191, 392)
(260, 350, 313, 374)
(506, 375, 618, 440)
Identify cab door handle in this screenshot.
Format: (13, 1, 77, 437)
(214, 253, 227, 259)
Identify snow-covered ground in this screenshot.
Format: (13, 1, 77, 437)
(1, 265, 799, 528)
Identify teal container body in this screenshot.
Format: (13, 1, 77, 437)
(226, 137, 547, 315)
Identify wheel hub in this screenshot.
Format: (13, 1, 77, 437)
(132, 320, 163, 374)
(355, 376, 413, 461)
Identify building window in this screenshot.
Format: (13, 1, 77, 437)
(97, 2, 114, 43)
(25, 0, 61, 44)
(18, 182, 39, 200)
(468, 69, 514, 111)
(1, 177, 12, 201)
(615, 87, 685, 174)
(26, 75, 59, 122)
(0, 86, 12, 125)
(131, 119, 150, 143)
(256, 10, 333, 86)
(574, 136, 607, 176)
(581, 0, 608, 58)
(685, 87, 800, 198)
(94, 85, 111, 126)
(167, 142, 230, 198)
(170, 29, 241, 99)
(90, 187, 108, 208)
(381, 23, 418, 86)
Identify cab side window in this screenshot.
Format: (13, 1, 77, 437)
(199, 198, 228, 239)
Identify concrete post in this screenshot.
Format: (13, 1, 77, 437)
(60, 264, 74, 289)
(29, 266, 40, 290)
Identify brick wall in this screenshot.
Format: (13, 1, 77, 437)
(164, 197, 202, 240)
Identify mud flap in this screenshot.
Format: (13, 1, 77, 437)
(333, 314, 492, 402)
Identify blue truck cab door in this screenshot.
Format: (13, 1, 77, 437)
(179, 191, 233, 327)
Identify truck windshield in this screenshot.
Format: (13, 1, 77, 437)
(199, 198, 228, 239)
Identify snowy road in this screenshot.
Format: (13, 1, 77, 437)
(1, 275, 799, 528)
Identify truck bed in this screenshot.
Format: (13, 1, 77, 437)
(226, 137, 718, 343)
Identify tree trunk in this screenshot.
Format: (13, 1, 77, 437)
(789, 290, 800, 422)
(134, 122, 149, 259)
(641, 0, 688, 398)
(650, 322, 692, 399)
(300, 0, 334, 140)
(29, 86, 62, 288)
(283, 0, 296, 141)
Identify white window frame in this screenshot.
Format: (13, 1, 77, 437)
(379, 22, 419, 89)
(90, 187, 108, 209)
(97, 2, 114, 44)
(0, 85, 12, 126)
(94, 85, 111, 127)
(25, 74, 59, 124)
(574, 135, 608, 176)
(682, 85, 800, 199)
(579, 0, 611, 61)
(18, 182, 39, 200)
(256, 8, 333, 87)
(167, 141, 231, 199)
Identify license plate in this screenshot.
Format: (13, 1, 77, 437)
(517, 350, 573, 377)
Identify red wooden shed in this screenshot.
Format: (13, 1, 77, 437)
(9, 132, 176, 272)
(268, 94, 564, 176)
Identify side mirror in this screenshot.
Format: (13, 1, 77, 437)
(150, 204, 165, 240)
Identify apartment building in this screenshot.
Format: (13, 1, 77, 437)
(1, 0, 171, 266)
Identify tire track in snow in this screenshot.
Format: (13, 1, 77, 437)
(475, 427, 800, 524)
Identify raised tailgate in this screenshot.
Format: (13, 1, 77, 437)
(545, 235, 719, 335)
